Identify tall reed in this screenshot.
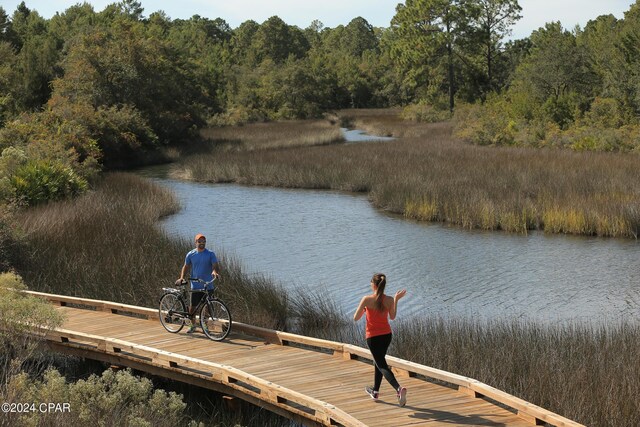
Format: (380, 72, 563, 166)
(182, 110, 640, 238)
(12, 172, 639, 426)
(10, 173, 296, 425)
(293, 306, 640, 427)
(13, 173, 182, 306)
(12, 173, 288, 329)
(390, 318, 640, 427)
(199, 119, 343, 151)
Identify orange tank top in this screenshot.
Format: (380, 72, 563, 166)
(365, 304, 392, 338)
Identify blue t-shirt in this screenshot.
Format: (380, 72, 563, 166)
(184, 248, 218, 290)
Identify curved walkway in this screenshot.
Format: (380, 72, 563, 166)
(28, 291, 583, 427)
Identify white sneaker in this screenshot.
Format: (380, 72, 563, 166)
(397, 387, 407, 407)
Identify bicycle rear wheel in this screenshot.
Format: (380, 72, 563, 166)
(200, 299, 232, 341)
(159, 293, 186, 333)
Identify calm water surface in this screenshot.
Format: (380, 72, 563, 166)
(143, 174, 640, 325)
(141, 128, 640, 324)
(341, 128, 395, 143)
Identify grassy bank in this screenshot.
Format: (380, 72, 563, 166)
(10, 173, 640, 426)
(8, 173, 294, 426)
(181, 110, 640, 238)
(13, 173, 289, 330)
(391, 318, 639, 426)
(199, 119, 343, 151)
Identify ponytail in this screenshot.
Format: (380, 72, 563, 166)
(372, 273, 386, 311)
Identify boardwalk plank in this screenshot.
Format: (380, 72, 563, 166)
(37, 301, 583, 427)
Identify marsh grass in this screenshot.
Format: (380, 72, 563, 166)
(13, 173, 183, 306)
(294, 304, 640, 427)
(219, 256, 289, 330)
(288, 288, 349, 333)
(390, 318, 640, 427)
(199, 119, 343, 151)
(12, 173, 288, 329)
(180, 110, 640, 238)
(9, 173, 296, 425)
(11, 173, 639, 426)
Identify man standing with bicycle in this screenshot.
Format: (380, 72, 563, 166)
(177, 233, 221, 333)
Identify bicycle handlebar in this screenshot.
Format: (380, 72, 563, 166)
(175, 277, 216, 285)
(187, 277, 216, 285)
(174, 277, 217, 290)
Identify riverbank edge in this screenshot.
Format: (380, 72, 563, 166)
(170, 111, 640, 239)
(9, 172, 640, 426)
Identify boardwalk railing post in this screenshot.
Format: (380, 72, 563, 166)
(25, 290, 586, 427)
(458, 384, 483, 398)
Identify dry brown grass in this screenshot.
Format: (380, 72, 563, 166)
(293, 307, 640, 427)
(11, 173, 289, 329)
(336, 107, 422, 137)
(391, 318, 640, 427)
(10, 173, 639, 426)
(199, 119, 343, 151)
(180, 110, 640, 238)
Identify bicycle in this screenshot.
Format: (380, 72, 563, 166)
(159, 277, 232, 341)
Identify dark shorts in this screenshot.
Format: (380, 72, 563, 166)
(190, 290, 205, 307)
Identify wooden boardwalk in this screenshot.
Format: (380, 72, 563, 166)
(28, 291, 583, 427)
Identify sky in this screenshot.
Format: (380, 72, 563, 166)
(0, 0, 634, 40)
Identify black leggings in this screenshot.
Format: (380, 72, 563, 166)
(366, 333, 400, 392)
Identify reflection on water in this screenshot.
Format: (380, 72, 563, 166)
(149, 176, 640, 325)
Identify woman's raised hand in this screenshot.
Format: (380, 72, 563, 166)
(394, 289, 407, 300)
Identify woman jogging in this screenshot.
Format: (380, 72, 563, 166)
(353, 273, 407, 406)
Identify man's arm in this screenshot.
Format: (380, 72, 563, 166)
(212, 261, 220, 279)
(179, 263, 190, 281)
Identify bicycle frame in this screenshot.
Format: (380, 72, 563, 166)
(162, 277, 217, 318)
(160, 276, 232, 340)
(162, 288, 216, 319)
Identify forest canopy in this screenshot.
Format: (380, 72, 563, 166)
(0, 0, 639, 206)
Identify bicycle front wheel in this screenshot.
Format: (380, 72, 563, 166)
(200, 299, 232, 341)
(159, 293, 186, 333)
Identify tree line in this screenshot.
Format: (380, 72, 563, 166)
(0, 0, 639, 206)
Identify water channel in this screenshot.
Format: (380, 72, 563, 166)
(141, 130, 640, 325)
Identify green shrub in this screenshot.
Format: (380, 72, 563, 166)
(0, 147, 27, 201)
(0, 214, 20, 273)
(4, 368, 187, 427)
(10, 160, 88, 206)
(453, 99, 517, 146)
(400, 102, 451, 123)
(538, 123, 640, 152)
(0, 111, 101, 170)
(92, 104, 160, 168)
(584, 97, 624, 128)
(0, 118, 38, 152)
(47, 95, 159, 169)
(504, 80, 542, 122)
(207, 105, 257, 126)
(0, 272, 64, 385)
(0, 110, 101, 198)
(455, 92, 640, 153)
(514, 119, 557, 147)
(542, 96, 575, 129)
(0, 146, 27, 176)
